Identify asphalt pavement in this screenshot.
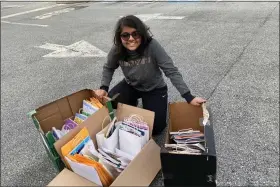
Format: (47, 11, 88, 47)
(1, 1, 279, 186)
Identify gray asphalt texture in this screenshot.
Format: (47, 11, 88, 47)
(1, 1, 279, 186)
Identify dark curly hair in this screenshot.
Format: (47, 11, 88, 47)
(113, 15, 153, 60)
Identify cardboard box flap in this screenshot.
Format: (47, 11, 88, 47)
(116, 103, 155, 138)
(111, 139, 161, 186)
(35, 89, 89, 121)
(169, 102, 204, 133)
(67, 89, 92, 115)
(35, 102, 61, 122)
(56, 97, 73, 120)
(34, 89, 107, 133)
(47, 168, 96, 186)
(39, 113, 64, 133)
(54, 106, 110, 158)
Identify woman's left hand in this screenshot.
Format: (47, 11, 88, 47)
(190, 97, 207, 106)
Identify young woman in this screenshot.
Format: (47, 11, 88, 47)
(95, 15, 206, 135)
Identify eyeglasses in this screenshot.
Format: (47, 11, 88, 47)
(120, 31, 141, 41)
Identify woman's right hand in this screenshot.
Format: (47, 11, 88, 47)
(94, 89, 108, 98)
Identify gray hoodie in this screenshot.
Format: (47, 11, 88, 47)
(100, 38, 194, 102)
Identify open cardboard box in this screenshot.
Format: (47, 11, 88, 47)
(28, 89, 110, 171)
(47, 103, 161, 186)
(160, 102, 217, 186)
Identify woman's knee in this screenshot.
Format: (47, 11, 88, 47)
(108, 80, 138, 109)
(152, 113, 167, 135)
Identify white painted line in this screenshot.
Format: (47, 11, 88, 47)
(1, 20, 48, 27)
(156, 16, 185, 19)
(124, 2, 152, 3)
(134, 13, 162, 22)
(1, 4, 64, 19)
(129, 13, 185, 22)
(35, 7, 75, 19)
(36, 40, 108, 58)
(100, 1, 117, 3)
(99, 0, 120, 4)
(2, 5, 24, 8)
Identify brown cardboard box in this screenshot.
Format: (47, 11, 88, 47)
(34, 89, 109, 133)
(47, 103, 161, 186)
(28, 89, 110, 171)
(47, 168, 95, 186)
(160, 102, 217, 186)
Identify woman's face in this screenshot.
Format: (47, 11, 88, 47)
(120, 26, 141, 51)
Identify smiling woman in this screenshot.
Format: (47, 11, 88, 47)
(94, 15, 206, 135)
(120, 28, 141, 51)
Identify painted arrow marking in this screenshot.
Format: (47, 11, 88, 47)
(36, 40, 107, 58)
(121, 13, 185, 22)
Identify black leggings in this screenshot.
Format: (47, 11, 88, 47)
(108, 79, 168, 135)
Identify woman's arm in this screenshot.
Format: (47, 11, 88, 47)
(100, 46, 119, 92)
(151, 39, 195, 103)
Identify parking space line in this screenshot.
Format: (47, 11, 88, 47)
(1, 20, 48, 27)
(156, 16, 185, 19)
(1, 4, 64, 19)
(124, 2, 153, 3)
(1, 5, 24, 8)
(35, 7, 75, 19)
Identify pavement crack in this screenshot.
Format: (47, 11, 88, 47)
(206, 4, 278, 101)
(206, 41, 251, 101)
(257, 4, 278, 29)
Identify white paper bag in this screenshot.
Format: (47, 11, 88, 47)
(124, 124, 149, 148)
(122, 117, 149, 148)
(65, 156, 102, 186)
(139, 127, 149, 147)
(118, 128, 143, 157)
(96, 131, 104, 150)
(96, 122, 120, 153)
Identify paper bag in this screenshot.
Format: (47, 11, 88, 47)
(66, 154, 114, 187)
(115, 148, 134, 161)
(65, 157, 103, 186)
(99, 159, 120, 179)
(122, 115, 149, 148)
(96, 118, 120, 153)
(140, 128, 149, 147)
(118, 128, 142, 157)
(80, 139, 99, 161)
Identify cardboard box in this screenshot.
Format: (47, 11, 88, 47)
(160, 102, 217, 186)
(28, 89, 110, 172)
(47, 103, 161, 186)
(47, 168, 95, 186)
